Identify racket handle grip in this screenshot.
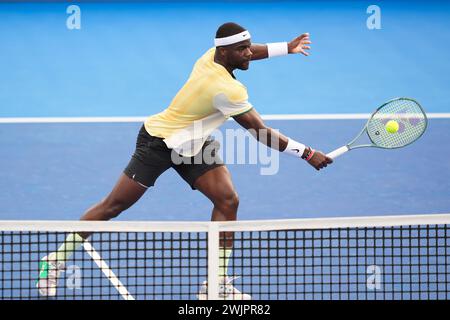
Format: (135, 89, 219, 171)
(327, 146, 349, 159)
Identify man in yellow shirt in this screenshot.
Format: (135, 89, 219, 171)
(37, 22, 332, 299)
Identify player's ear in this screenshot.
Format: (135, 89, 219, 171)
(217, 47, 227, 58)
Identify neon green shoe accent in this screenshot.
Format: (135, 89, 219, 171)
(38, 260, 49, 279)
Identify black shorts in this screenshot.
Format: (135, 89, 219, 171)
(124, 125, 224, 189)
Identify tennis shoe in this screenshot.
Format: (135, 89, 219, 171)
(36, 255, 65, 297)
(197, 276, 251, 300)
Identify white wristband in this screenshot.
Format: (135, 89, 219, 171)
(267, 42, 288, 58)
(284, 138, 306, 158)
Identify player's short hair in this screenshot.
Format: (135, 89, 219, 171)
(215, 22, 247, 39)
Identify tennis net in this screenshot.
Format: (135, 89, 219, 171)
(1, 213, 449, 300)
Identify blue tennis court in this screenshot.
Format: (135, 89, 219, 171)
(1, 119, 449, 220)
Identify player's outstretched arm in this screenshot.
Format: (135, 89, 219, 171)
(250, 33, 311, 60)
(233, 109, 332, 170)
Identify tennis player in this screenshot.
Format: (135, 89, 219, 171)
(37, 22, 332, 299)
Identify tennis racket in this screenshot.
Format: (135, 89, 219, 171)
(327, 97, 428, 159)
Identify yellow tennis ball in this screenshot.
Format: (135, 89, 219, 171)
(385, 120, 399, 133)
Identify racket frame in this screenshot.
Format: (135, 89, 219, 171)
(327, 97, 428, 158)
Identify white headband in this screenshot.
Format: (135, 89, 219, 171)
(214, 30, 251, 47)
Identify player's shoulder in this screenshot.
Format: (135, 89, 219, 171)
(190, 47, 217, 78)
(194, 47, 249, 100)
(219, 79, 249, 102)
(222, 78, 247, 92)
(196, 47, 216, 65)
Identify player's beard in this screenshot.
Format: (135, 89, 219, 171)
(236, 60, 250, 70)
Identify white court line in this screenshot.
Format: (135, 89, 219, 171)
(0, 113, 449, 123)
(262, 113, 450, 120)
(0, 117, 147, 123)
(83, 241, 135, 300)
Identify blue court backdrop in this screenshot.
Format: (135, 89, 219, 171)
(0, 0, 449, 221)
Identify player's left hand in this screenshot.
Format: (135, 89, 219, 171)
(287, 33, 311, 56)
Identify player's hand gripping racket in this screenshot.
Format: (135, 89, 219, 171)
(327, 97, 427, 159)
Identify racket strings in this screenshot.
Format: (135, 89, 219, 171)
(367, 98, 427, 148)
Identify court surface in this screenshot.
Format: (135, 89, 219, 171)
(0, 1, 449, 221)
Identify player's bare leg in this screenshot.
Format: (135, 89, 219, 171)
(194, 166, 238, 247)
(78, 174, 147, 237)
(194, 166, 251, 300)
(37, 174, 147, 296)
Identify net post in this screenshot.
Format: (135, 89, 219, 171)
(207, 222, 220, 300)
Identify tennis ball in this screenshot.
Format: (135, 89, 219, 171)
(385, 120, 399, 133)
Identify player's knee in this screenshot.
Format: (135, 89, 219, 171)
(102, 198, 129, 219)
(215, 191, 239, 213)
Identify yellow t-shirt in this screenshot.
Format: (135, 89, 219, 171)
(145, 48, 253, 157)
